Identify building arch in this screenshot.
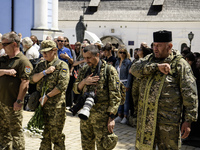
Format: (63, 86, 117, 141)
(100, 36, 124, 48)
(180, 43, 188, 52)
(178, 40, 188, 53)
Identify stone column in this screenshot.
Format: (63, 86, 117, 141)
(34, 0, 48, 29)
(52, 0, 58, 30)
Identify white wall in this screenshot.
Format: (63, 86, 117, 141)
(59, 21, 200, 54)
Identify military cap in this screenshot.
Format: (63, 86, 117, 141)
(40, 40, 57, 52)
(102, 133, 118, 149)
(153, 30, 172, 42)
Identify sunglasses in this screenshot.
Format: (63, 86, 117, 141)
(2, 42, 13, 47)
(57, 40, 64, 42)
(119, 51, 126, 54)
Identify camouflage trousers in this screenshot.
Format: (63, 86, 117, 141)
(154, 123, 181, 150)
(80, 112, 110, 150)
(0, 101, 25, 150)
(39, 107, 66, 150)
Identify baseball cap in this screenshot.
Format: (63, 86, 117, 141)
(102, 133, 118, 149)
(40, 40, 57, 52)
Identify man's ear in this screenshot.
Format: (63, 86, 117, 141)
(168, 43, 173, 50)
(13, 42, 17, 47)
(13, 42, 20, 49)
(96, 53, 100, 57)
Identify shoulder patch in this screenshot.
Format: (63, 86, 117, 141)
(62, 68, 67, 72)
(61, 68, 68, 77)
(25, 66, 31, 74)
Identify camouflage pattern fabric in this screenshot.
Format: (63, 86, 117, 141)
(73, 59, 121, 115)
(80, 112, 110, 150)
(39, 40, 57, 52)
(30, 58, 70, 108)
(0, 101, 25, 150)
(131, 78, 140, 117)
(102, 133, 118, 149)
(154, 123, 181, 150)
(130, 49, 198, 150)
(0, 51, 32, 150)
(73, 60, 121, 149)
(30, 58, 70, 150)
(40, 107, 66, 150)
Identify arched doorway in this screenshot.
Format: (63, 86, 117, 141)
(100, 36, 124, 49)
(181, 43, 188, 53)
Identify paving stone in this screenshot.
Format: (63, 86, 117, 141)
(23, 110, 200, 150)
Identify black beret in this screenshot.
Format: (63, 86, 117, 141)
(153, 30, 172, 42)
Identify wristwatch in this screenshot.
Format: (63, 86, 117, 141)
(46, 94, 50, 99)
(16, 99, 24, 104)
(109, 114, 115, 120)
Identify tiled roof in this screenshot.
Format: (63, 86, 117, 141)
(58, 0, 200, 21)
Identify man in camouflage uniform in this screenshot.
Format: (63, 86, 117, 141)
(30, 40, 70, 150)
(0, 32, 33, 150)
(73, 45, 121, 150)
(129, 30, 198, 150)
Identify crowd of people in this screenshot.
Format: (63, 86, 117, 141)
(0, 30, 199, 150)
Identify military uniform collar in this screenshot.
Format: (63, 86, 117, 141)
(7, 51, 23, 60)
(45, 57, 58, 67)
(152, 49, 180, 63)
(163, 49, 181, 63)
(15, 52, 24, 58)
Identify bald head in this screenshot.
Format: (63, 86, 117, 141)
(57, 36, 65, 49)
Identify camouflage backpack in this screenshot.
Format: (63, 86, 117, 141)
(105, 64, 126, 105)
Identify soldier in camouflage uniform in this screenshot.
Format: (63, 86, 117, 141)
(0, 32, 33, 150)
(73, 45, 121, 150)
(129, 30, 198, 150)
(30, 40, 70, 150)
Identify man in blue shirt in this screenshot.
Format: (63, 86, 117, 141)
(57, 36, 73, 65)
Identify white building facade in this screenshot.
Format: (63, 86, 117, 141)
(58, 0, 200, 56)
(0, 0, 62, 41)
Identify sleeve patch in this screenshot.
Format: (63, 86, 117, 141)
(25, 66, 31, 74)
(116, 80, 119, 84)
(62, 68, 67, 72)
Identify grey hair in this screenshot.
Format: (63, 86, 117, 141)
(83, 45, 100, 56)
(2, 32, 20, 47)
(22, 37, 33, 47)
(46, 36, 52, 40)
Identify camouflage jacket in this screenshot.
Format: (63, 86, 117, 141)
(130, 49, 198, 149)
(73, 60, 121, 115)
(130, 49, 198, 123)
(30, 58, 70, 108)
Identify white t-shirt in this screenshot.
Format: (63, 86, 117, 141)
(25, 46, 40, 59)
(32, 43, 40, 51)
(0, 49, 5, 57)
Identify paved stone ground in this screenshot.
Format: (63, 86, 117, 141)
(22, 110, 200, 150)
